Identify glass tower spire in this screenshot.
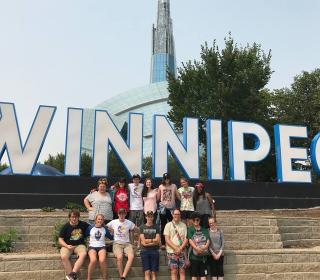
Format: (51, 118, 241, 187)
(150, 0, 176, 83)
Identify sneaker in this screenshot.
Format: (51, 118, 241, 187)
(66, 272, 77, 280)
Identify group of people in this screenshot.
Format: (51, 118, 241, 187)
(58, 173, 225, 280)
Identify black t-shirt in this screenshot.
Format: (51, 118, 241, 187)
(139, 224, 160, 251)
(59, 221, 89, 246)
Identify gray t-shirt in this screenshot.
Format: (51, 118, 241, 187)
(196, 195, 212, 215)
(209, 228, 224, 253)
(87, 191, 113, 221)
(139, 224, 160, 251)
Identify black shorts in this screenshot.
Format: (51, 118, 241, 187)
(208, 255, 224, 277)
(190, 259, 208, 277)
(180, 211, 194, 220)
(88, 246, 106, 253)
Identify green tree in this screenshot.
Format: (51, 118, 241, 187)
(271, 69, 320, 142)
(44, 153, 65, 173)
(167, 34, 273, 180)
(0, 162, 8, 172)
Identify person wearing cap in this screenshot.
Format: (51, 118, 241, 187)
(187, 212, 210, 280)
(157, 173, 181, 247)
(113, 178, 129, 219)
(128, 173, 145, 227)
(107, 208, 137, 280)
(139, 210, 160, 280)
(193, 182, 216, 228)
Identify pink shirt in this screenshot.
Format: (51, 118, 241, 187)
(143, 189, 158, 214)
(158, 184, 177, 209)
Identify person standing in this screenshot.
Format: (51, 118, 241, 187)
(193, 182, 215, 228)
(107, 208, 137, 280)
(142, 178, 158, 216)
(59, 209, 89, 280)
(178, 177, 195, 226)
(84, 178, 113, 225)
(163, 208, 188, 280)
(208, 217, 224, 280)
(128, 174, 145, 227)
(158, 173, 180, 247)
(113, 178, 130, 219)
(188, 212, 210, 280)
(139, 211, 161, 280)
(86, 214, 113, 280)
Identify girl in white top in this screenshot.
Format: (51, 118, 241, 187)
(157, 173, 181, 247)
(86, 214, 113, 280)
(178, 177, 195, 226)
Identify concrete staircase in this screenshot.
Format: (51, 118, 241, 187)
(1, 211, 320, 279)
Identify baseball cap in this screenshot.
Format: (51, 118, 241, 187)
(119, 177, 126, 183)
(163, 173, 170, 180)
(132, 174, 141, 179)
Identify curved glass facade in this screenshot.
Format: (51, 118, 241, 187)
(82, 81, 171, 156)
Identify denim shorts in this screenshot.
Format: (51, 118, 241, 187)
(141, 249, 160, 272)
(167, 253, 186, 270)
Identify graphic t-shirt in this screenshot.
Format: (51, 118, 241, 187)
(86, 225, 113, 248)
(178, 186, 195, 211)
(59, 221, 89, 246)
(107, 219, 135, 244)
(159, 184, 177, 209)
(128, 183, 144, 210)
(163, 221, 187, 254)
(139, 224, 160, 251)
(187, 226, 210, 261)
(113, 188, 129, 213)
(86, 191, 113, 221)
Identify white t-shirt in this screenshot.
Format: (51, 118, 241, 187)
(88, 226, 108, 248)
(107, 219, 135, 244)
(178, 186, 195, 211)
(128, 183, 144, 210)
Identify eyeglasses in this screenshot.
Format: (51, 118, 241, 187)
(194, 218, 200, 222)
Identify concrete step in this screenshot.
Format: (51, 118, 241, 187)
(2, 249, 320, 280)
(283, 239, 320, 248)
(278, 225, 320, 233)
(225, 241, 283, 250)
(277, 219, 320, 227)
(281, 232, 320, 240)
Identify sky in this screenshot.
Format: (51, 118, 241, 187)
(0, 0, 319, 163)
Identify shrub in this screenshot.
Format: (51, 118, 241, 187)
(53, 222, 64, 250)
(0, 229, 18, 253)
(64, 202, 87, 212)
(41, 207, 56, 212)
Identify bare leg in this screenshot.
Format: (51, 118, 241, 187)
(98, 249, 107, 280)
(122, 253, 134, 278)
(171, 268, 178, 280)
(73, 252, 87, 273)
(60, 254, 72, 274)
(218, 277, 224, 280)
(144, 270, 151, 280)
(151, 271, 156, 280)
(179, 268, 185, 280)
(87, 250, 97, 280)
(116, 253, 124, 277)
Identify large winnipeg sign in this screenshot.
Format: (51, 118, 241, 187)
(0, 102, 319, 183)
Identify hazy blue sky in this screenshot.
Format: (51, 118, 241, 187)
(0, 0, 319, 162)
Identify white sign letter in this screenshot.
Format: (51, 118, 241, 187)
(0, 102, 56, 174)
(206, 119, 223, 180)
(92, 111, 143, 177)
(64, 108, 83, 176)
(274, 125, 311, 183)
(152, 116, 199, 179)
(228, 121, 271, 180)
